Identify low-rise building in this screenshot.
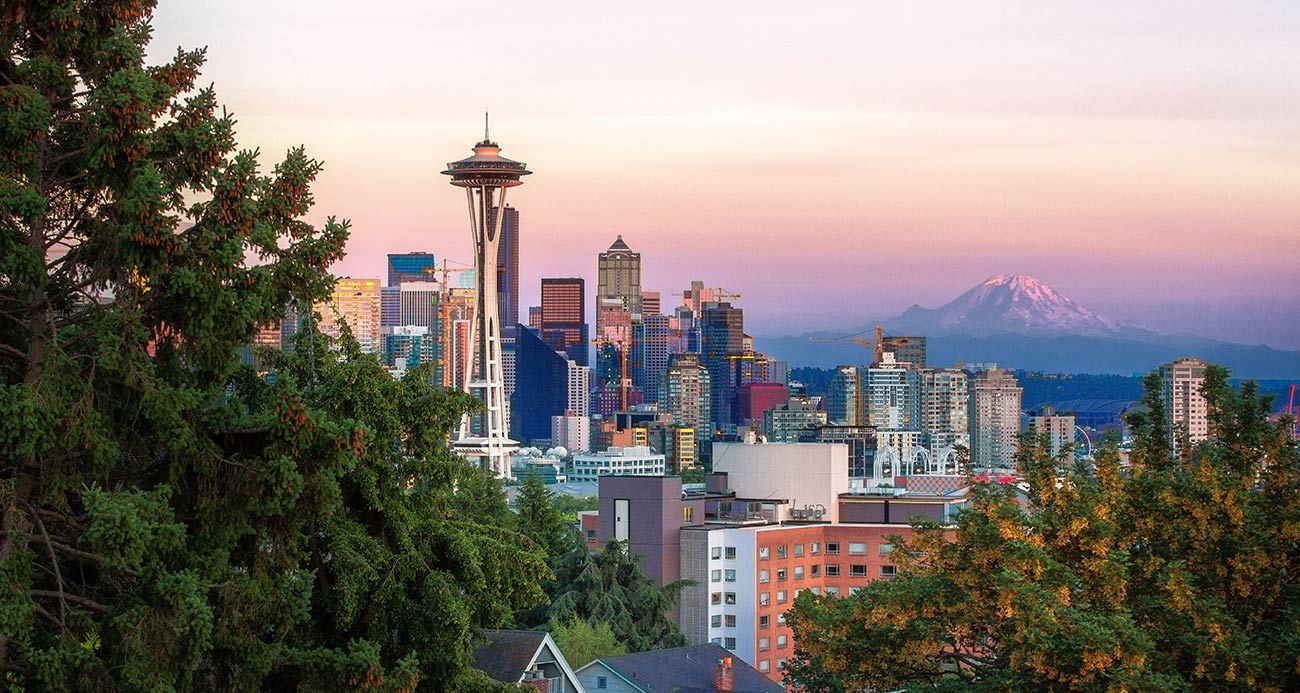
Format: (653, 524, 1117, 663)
(571, 446, 666, 482)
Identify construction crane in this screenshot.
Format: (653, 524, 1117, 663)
(671, 286, 742, 306)
(809, 324, 915, 366)
(427, 259, 473, 388)
(592, 335, 632, 411)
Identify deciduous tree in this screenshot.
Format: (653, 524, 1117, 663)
(785, 367, 1300, 692)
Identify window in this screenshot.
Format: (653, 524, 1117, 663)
(724, 637, 736, 650)
(711, 569, 721, 583)
(711, 637, 723, 646)
(825, 564, 840, 577)
(776, 545, 788, 559)
(824, 586, 840, 596)
(759, 637, 770, 652)
(711, 547, 722, 560)
(777, 612, 787, 626)
(810, 586, 821, 595)
(879, 543, 894, 556)
(759, 569, 770, 583)
(850, 564, 867, 577)
(725, 547, 737, 559)
(725, 569, 736, 582)
(725, 592, 736, 605)
(826, 542, 840, 555)
(848, 542, 867, 555)
(758, 546, 770, 560)
(586, 529, 597, 541)
(793, 566, 805, 580)
(850, 586, 866, 595)
(810, 542, 821, 555)
(793, 543, 805, 557)
(711, 614, 722, 628)
(683, 506, 693, 524)
(759, 615, 770, 629)
(777, 657, 787, 669)
(777, 590, 787, 604)
(596, 675, 608, 689)
(776, 568, 787, 581)
(880, 565, 897, 578)
(777, 634, 788, 649)
(811, 564, 821, 578)
(759, 660, 770, 673)
(759, 592, 770, 606)
(711, 592, 722, 605)
(725, 614, 736, 627)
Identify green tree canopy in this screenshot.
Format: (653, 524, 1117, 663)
(548, 616, 625, 670)
(547, 539, 689, 654)
(514, 470, 573, 560)
(784, 366, 1300, 692)
(0, 2, 547, 689)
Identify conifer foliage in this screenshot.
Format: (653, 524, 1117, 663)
(0, 2, 547, 689)
(784, 366, 1300, 692)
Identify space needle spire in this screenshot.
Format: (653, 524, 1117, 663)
(443, 120, 531, 479)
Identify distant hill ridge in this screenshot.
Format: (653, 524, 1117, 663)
(760, 275, 1300, 378)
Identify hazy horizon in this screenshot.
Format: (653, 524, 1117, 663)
(147, 1, 1300, 350)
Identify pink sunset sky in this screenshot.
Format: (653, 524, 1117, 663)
(148, 2, 1300, 347)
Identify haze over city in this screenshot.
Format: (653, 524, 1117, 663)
(148, 1, 1300, 347)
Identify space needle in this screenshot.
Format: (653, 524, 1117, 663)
(443, 115, 530, 479)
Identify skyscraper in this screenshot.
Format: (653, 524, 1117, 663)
(512, 327, 571, 445)
(865, 353, 920, 430)
(827, 366, 863, 426)
(701, 301, 744, 430)
(316, 277, 382, 354)
(660, 353, 712, 443)
(970, 367, 1023, 470)
(920, 367, 970, 470)
(387, 252, 436, 287)
(494, 205, 520, 336)
(539, 277, 587, 366)
(632, 313, 671, 405)
(442, 120, 530, 478)
(597, 235, 642, 315)
(1159, 356, 1208, 453)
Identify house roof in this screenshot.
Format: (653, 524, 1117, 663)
(472, 630, 549, 683)
(582, 643, 783, 693)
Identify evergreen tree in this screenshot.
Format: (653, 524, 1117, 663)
(0, 3, 547, 689)
(548, 539, 689, 653)
(784, 366, 1300, 692)
(514, 469, 573, 560)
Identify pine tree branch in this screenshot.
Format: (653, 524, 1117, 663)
(24, 500, 68, 629)
(29, 590, 108, 614)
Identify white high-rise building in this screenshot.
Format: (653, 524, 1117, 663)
(920, 367, 970, 470)
(567, 361, 591, 417)
(969, 368, 1022, 470)
(1160, 357, 1208, 453)
(866, 353, 920, 430)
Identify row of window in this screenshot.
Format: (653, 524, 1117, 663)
(759, 541, 893, 560)
(759, 564, 897, 582)
(757, 658, 785, 674)
(710, 546, 738, 560)
(757, 634, 788, 651)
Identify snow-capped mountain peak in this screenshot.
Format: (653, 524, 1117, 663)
(890, 274, 1129, 337)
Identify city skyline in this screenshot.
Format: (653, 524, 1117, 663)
(148, 2, 1300, 347)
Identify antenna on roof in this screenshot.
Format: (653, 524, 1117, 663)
(484, 109, 490, 142)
